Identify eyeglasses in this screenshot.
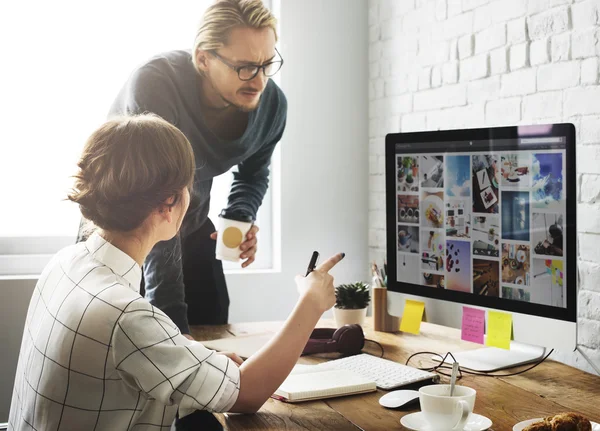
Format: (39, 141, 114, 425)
(210, 47, 284, 81)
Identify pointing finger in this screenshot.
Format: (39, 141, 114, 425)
(315, 253, 345, 273)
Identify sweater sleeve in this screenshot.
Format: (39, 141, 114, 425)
(225, 92, 287, 218)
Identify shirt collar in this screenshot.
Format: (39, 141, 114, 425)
(85, 232, 142, 292)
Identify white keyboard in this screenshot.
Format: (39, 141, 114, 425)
(315, 353, 439, 390)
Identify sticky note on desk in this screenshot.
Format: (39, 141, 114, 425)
(461, 306, 485, 345)
(400, 300, 425, 334)
(486, 310, 512, 350)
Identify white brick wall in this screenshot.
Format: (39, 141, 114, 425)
(501, 68, 537, 96)
(369, 0, 600, 374)
(527, 7, 570, 40)
(582, 58, 599, 84)
(486, 97, 521, 124)
(550, 33, 571, 62)
(458, 34, 475, 59)
(530, 38, 551, 65)
(460, 53, 490, 81)
(490, 47, 509, 74)
(508, 17, 528, 44)
(537, 61, 581, 91)
(572, 27, 599, 59)
(475, 23, 507, 53)
(571, 0, 600, 28)
(510, 42, 530, 69)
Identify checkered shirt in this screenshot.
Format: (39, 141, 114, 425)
(9, 232, 240, 430)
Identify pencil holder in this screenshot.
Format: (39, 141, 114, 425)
(373, 287, 400, 332)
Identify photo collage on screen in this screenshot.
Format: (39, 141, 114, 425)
(396, 149, 566, 308)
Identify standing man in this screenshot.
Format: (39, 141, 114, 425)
(102, 0, 286, 337)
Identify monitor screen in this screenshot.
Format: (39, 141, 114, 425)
(386, 124, 576, 322)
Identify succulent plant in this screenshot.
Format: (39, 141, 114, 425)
(402, 157, 413, 169)
(335, 282, 371, 310)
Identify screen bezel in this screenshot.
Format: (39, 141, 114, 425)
(385, 123, 576, 323)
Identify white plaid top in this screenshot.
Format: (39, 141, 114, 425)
(9, 233, 240, 430)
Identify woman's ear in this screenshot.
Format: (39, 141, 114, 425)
(158, 195, 177, 224)
(164, 205, 174, 224)
(155, 204, 173, 224)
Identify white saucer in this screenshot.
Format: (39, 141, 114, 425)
(400, 412, 492, 431)
(513, 418, 600, 431)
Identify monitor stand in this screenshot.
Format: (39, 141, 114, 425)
(433, 341, 547, 372)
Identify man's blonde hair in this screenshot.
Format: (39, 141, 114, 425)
(192, 0, 278, 71)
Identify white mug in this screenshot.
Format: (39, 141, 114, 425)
(419, 384, 475, 431)
(215, 210, 254, 262)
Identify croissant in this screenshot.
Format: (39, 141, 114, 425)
(523, 412, 591, 431)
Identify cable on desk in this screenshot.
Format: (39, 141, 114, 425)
(405, 351, 464, 379)
(364, 339, 385, 358)
(405, 349, 555, 379)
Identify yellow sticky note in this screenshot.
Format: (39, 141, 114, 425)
(486, 310, 512, 350)
(400, 300, 425, 334)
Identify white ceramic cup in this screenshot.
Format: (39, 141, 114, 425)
(419, 384, 476, 431)
(215, 211, 254, 262)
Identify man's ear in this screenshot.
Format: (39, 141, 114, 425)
(196, 49, 210, 73)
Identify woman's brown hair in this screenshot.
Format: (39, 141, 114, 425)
(68, 114, 195, 232)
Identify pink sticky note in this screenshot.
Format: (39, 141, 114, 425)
(461, 306, 485, 345)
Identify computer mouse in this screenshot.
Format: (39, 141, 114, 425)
(378, 389, 420, 409)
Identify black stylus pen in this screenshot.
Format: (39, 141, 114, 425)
(305, 251, 320, 276)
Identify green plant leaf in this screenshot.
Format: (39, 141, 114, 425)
(335, 282, 371, 309)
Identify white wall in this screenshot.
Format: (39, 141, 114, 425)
(226, 0, 369, 323)
(368, 0, 600, 373)
(0, 0, 368, 421)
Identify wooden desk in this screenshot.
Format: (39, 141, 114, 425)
(191, 319, 600, 430)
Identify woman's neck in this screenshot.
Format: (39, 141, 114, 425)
(99, 229, 155, 267)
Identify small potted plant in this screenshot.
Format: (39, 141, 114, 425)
(488, 227, 495, 241)
(333, 282, 371, 327)
(398, 168, 405, 183)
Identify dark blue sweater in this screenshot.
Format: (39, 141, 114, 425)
(108, 50, 287, 333)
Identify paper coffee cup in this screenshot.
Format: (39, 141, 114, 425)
(215, 209, 254, 262)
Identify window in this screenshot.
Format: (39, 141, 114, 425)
(0, 0, 278, 275)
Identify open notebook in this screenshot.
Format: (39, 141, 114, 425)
(200, 335, 377, 402)
(272, 364, 377, 403)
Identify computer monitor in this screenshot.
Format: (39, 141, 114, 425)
(385, 123, 577, 372)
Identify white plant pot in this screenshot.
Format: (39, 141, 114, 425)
(333, 307, 368, 328)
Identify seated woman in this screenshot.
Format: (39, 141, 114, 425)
(9, 114, 344, 430)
